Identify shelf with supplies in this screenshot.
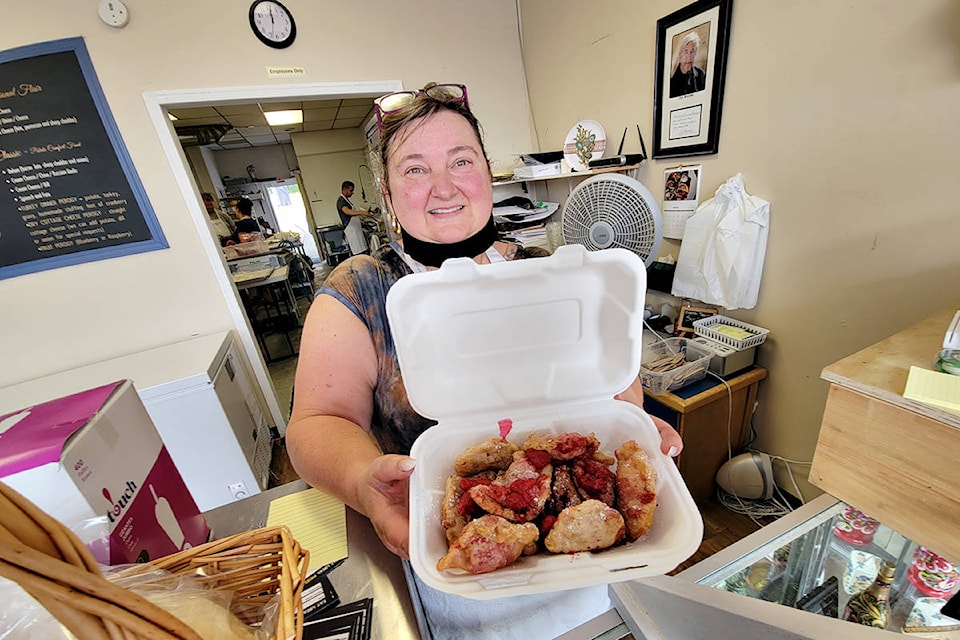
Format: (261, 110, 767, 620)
(492, 163, 642, 188)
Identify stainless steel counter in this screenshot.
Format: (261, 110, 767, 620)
(203, 480, 421, 640)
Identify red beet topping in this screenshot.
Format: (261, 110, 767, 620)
(459, 476, 493, 492)
(524, 449, 551, 470)
(556, 434, 589, 456)
(498, 418, 513, 440)
(639, 492, 656, 504)
(574, 459, 609, 493)
(491, 477, 541, 512)
(541, 515, 557, 535)
(457, 492, 480, 517)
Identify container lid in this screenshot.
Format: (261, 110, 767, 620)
(385, 245, 647, 421)
(0, 380, 124, 477)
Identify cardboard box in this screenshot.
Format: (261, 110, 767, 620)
(0, 380, 209, 564)
(386, 245, 702, 599)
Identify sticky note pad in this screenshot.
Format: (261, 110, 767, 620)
(903, 366, 960, 413)
(267, 488, 348, 575)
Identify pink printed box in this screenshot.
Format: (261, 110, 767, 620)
(0, 379, 209, 564)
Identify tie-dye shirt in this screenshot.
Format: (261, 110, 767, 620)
(316, 243, 547, 455)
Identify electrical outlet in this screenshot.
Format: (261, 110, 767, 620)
(98, 0, 129, 28)
(228, 481, 249, 499)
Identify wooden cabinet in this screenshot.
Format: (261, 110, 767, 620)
(644, 367, 767, 503)
(810, 308, 960, 564)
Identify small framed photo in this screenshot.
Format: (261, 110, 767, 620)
(675, 305, 718, 338)
(652, 0, 733, 158)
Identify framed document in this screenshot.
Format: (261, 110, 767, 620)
(652, 0, 733, 158)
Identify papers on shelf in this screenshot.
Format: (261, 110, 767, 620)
(232, 267, 275, 284)
(493, 201, 559, 224)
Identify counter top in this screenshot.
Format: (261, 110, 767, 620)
(203, 480, 420, 640)
(820, 306, 959, 427)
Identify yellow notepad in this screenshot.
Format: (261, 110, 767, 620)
(266, 488, 348, 575)
(903, 366, 960, 413)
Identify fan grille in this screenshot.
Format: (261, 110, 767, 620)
(562, 174, 662, 266)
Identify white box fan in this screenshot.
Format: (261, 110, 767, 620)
(562, 174, 663, 266)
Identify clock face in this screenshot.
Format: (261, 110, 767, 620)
(249, 0, 296, 49)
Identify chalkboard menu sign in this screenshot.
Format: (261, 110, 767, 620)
(0, 37, 166, 280)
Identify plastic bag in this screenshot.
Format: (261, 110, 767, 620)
(671, 173, 770, 310)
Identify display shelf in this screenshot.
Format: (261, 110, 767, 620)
(491, 163, 642, 187)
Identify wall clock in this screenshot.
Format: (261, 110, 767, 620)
(249, 0, 297, 49)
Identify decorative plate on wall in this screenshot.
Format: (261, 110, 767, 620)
(563, 120, 606, 171)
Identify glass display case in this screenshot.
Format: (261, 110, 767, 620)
(678, 495, 959, 636)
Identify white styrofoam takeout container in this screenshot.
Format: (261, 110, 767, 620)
(386, 245, 703, 599)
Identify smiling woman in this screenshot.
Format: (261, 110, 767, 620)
(284, 83, 683, 560)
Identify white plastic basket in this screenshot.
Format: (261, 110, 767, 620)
(693, 315, 769, 350)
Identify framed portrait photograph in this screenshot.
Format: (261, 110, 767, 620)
(652, 0, 733, 158)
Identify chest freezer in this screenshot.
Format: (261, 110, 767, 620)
(0, 331, 273, 512)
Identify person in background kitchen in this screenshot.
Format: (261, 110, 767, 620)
(669, 29, 707, 98)
(337, 180, 373, 255)
(286, 83, 683, 560)
(202, 192, 235, 245)
(231, 197, 261, 243)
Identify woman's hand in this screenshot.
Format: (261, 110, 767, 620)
(356, 454, 417, 558)
(615, 377, 683, 458)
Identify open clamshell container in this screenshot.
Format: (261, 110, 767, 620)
(386, 245, 702, 599)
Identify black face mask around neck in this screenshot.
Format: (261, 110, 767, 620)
(400, 216, 497, 268)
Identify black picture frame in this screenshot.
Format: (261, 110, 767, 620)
(652, 0, 733, 158)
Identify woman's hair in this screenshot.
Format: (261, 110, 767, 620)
(671, 30, 701, 74)
(236, 197, 253, 217)
(377, 86, 490, 192)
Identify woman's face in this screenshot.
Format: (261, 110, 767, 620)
(679, 41, 697, 74)
(385, 110, 493, 245)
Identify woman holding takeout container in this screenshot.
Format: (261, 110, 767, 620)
(285, 83, 683, 558)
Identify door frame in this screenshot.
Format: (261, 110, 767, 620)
(142, 80, 402, 433)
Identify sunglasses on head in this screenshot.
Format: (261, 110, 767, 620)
(374, 84, 469, 130)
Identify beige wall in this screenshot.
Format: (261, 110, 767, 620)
(520, 0, 960, 498)
(0, 2, 531, 404)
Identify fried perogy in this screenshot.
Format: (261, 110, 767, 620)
(468, 450, 552, 523)
(437, 514, 539, 574)
(453, 437, 519, 476)
(441, 471, 496, 544)
(615, 440, 658, 540)
(521, 431, 600, 461)
(543, 499, 626, 553)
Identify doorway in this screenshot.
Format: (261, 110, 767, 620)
(143, 81, 402, 432)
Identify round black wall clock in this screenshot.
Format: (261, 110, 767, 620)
(249, 0, 297, 49)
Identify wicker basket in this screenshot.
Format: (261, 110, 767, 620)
(0, 481, 308, 640)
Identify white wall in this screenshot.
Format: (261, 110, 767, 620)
(519, 0, 960, 498)
(0, 0, 532, 412)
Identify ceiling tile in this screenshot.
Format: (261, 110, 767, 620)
(260, 101, 302, 111)
(303, 99, 342, 111)
(216, 104, 264, 116)
(332, 118, 363, 129)
(172, 116, 229, 127)
(337, 105, 371, 118)
(303, 121, 334, 131)
(304, 107, 339, 121)
(342, 98, 375, 107)
(229, 113, 268, 127)
(168, 106, 220, 119)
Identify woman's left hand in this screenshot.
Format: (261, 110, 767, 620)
(615, 377, 683, 458)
